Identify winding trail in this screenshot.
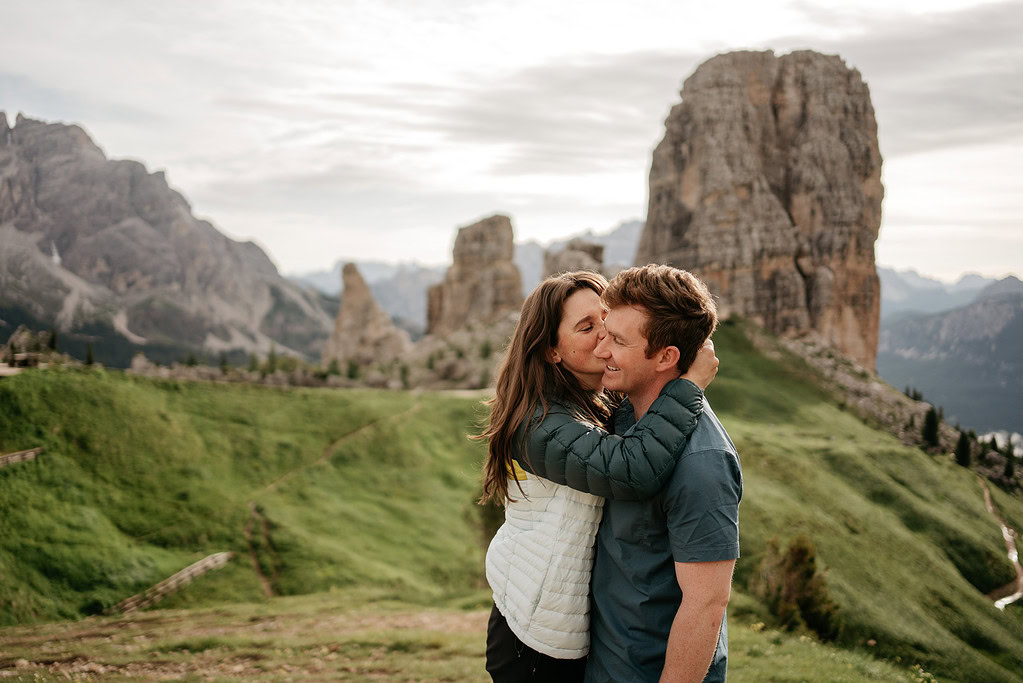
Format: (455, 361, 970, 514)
(244, 503, 275, 598)
(251, 401, 422, 498)
(980, 480, 1023, 610)
(240, 400, 424, 597)
(135, 400, 422, 542)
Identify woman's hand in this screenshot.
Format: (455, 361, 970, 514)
(680, 338, 719, 390)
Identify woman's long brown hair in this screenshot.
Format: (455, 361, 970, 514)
(476, 271, 612, 505)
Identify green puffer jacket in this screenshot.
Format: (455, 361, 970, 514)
(514, 378, 705, 500)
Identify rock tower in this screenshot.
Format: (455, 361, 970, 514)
(427, 215, 523, 336)
(636, 50, 883, 369)
(543, 238, 605, 279)
(323, 263, 411, 367)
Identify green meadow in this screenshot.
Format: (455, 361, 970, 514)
(1, 321, 1021, 681)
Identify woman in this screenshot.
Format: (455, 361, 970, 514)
(479, 271, 717, 681)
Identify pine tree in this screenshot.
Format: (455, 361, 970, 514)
(48, 328, 58, 351)
(85, 343, 94, 366)
(1005, 451, 1016, 481)
(921, 406, 939, 448)
(219, 352, 230, 375)
(266, 344, 278, 374)
(954, 431, 971, 467)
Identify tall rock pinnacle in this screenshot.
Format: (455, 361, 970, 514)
(427, 215, 523, 336)
(636, 50, 883, 369)
(323, 263, 411, 368)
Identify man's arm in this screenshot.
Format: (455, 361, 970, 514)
(660, 559, 735, 683)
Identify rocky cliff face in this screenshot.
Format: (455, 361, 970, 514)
(636, 51, 883, 369)
(323, 263, 411, 368)
(427, 215, 522, 336)
(0, 113, 332, 363)
(542, 238, 604, 279)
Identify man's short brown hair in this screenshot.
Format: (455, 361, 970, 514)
(603, 264, 718, 373)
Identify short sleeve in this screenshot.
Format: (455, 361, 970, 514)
(663, 448, 742, 563)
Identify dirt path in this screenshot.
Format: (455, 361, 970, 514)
(0, 600, 489, 681)
(252, 401, 423, 497)
(239, 401, 424, 601)
(135, 401, 423, 543)
(244, 503, 275, 598)
(980, 480, 1023, 609)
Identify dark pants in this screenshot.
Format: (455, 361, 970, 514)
(486, 604, 587, 682)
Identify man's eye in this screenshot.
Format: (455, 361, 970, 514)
(581, 325, 593, 332)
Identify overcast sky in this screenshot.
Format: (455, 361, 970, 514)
(2, 0, 1020, 281)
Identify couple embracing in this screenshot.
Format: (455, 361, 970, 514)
(480, 264, 742, 682)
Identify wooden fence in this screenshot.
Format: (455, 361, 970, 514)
(112, 552, 235, 614)
(0, 447, 43, 469)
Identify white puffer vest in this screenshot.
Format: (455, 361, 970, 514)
(485, 464, 604, 659)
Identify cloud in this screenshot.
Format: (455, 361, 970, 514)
(0, 72, 163, 129)
(2, 0, 1019, 277)
(784, 0, 1023, 156)
(412, 51, 706, 175)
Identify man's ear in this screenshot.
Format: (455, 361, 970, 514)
(654, 346, 681, 372)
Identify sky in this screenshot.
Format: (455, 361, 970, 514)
(1, 0, 1021, 282)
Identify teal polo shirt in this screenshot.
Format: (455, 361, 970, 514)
(585, 399, 742, 683)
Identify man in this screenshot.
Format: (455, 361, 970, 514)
(587, 264, 742, 682)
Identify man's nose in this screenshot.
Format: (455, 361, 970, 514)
(594, 334, 610, 359)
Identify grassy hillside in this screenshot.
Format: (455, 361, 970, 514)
(0, 372, 490, 626)
(706, 321, 1023, 681)
(1, 321, 1022, 680)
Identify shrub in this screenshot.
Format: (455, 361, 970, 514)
(749, 535, 840, 641)
(921, 406, 939, 448)
(955, 431, 971, 468)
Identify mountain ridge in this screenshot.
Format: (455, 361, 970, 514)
(0, 113, 332, 365)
